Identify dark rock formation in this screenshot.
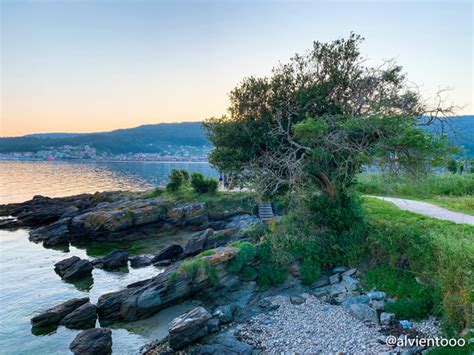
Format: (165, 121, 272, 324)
(97, 247, 239, 322)
(0, 192, 124, 229)
(92, 250, 128, 270)
(129, 255, 152, 268)
(69, 328, 112, 355)
(26, 198, 209, 245)
(151, 244, 183, 263)
(183, 229, 214, 256)
(54, 256, 93, 280)
(168, 307, 212, 350)
(60, 302, 97, 329)
(31, 297, 89, 328)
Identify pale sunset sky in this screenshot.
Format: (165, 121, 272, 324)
(1, 0, 473, 137)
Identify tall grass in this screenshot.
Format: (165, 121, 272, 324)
(355, 173, 474, 198)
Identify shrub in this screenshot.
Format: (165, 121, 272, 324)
(228, 241, 257, 273)
(190, 172, 218, 194)
(166, 169, 187, 192)
(447, 159, 458, 174)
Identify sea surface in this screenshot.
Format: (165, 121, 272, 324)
(0, 160, 217, 354)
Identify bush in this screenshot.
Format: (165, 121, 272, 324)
(166, 169, 188, 192)
(190, 172, 218, 194)
(447, 159, 458, 174)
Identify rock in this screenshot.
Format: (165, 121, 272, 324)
(310, 286, 330, 298)
(151, 244, 183, 263)
(348, 304, 378, 323)
(340, 275, 358, 291)
(333, 292, 353, 304)
(31, 297, 89, 328)
(97, 247, 239, 322)
(168, 307, 212, 350)
(207, 318, 220, 333)
(313, 276, 330, 288)
(129, 255, 152, 268)
(370, 299, 385, 310)
(195, 338, 254, 355)
(342, 268, 357, 277)
(221, 214, 262, 230)
(60, 302, 97, 329)
(69, 328, 112, 355)
(367, 291, 386, 300)
(380, 312, 395, 325)
(341, 295, 370, 309)
(213, 304, 238, 324)
(54, 256, 93, 280)
(329, 273, 340, 284)
(329, 283, 347, 297)
(154, 259, 172, 267)
(93, 250, 128, 269)
(1, 192, 122, 229)
(332, 266, 349, 274)
(183, 229, 214, 256)
(30, 219, 71, 246)
(290, 295, 306, 305)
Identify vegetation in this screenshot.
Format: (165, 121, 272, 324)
(166, 169, 189, 192)
(363, 197, 473, 334)
(204, 33, 456, 204)
(355, 173, 474, 214)
(190, 172, 219, 193)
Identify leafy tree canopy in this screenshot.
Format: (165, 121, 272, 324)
(204, 33, 456, 199)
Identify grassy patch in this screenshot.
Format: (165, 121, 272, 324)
(363, 197, 473, 333)
(355, 173, 474, 214)
(365, 265, 434, 320)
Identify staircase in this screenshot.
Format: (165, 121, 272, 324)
(258, 202, 274, 222)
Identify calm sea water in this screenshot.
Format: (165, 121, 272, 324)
(0, 160, 217, 204)
(0, 161, 217, 354)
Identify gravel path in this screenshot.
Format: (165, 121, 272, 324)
(237, 294, 392, 353)
(373, 196, 474, 225)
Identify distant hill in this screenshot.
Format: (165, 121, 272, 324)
(428, 115, 474, 157)
(0, 122, 209, 154)
(1, 117, 472, 156)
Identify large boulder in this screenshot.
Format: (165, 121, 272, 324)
(183, 229, 214, 256)
(97, 247, 239, 322)
(69, 328, 112, 355)
(130, 255, 152, 268)
(60, 302, 97, 329)
(93, 250, 128, 269)
(151, 244, 183, 263)
(54, 256, 93, 280)
(168, 307, 212, 350)
(31, 297, 89, 328)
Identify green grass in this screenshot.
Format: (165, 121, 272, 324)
(355, 173, 474, 214)
(363, 197, 473, 333)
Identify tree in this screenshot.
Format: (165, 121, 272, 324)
(204, 33, 456, 200)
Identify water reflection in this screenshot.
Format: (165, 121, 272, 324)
(0, 160, 217, 204)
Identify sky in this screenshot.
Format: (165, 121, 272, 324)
(1, 0, 473, 137)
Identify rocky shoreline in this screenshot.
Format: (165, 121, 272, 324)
(0, 191, 443, 354)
